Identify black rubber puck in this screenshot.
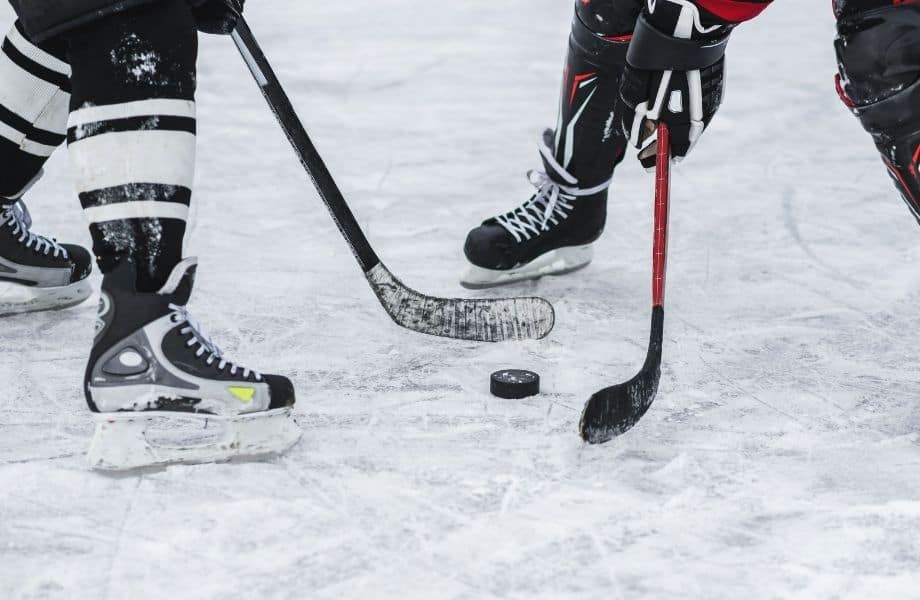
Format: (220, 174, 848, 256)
(490, 369, 540, 399)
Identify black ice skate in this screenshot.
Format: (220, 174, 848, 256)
(85, 257, 300, 470)
(0, 200, 92, 316)
(461, 131, 610, 289)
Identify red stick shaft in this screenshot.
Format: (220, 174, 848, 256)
(652, 123, 670, 308)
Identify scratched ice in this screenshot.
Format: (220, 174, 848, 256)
(2, 2, 919, 599)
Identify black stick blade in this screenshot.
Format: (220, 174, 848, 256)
(367, 263, 556, 342)
(579, 307, 664, 443)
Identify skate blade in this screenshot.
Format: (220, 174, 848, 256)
(87, 408, 302, 471)
(0, 279, 92, 317)
(460, 245, 593, 289)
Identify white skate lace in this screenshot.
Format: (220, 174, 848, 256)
(1, 201, 69, 258)
(496, 140, 611, 243)
(168, 303, 263, 381)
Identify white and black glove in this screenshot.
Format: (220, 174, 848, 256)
(619, 0, 732, 168)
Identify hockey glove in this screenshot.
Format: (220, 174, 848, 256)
(193, 0, 244, 35)
(619, 0, 731, 168)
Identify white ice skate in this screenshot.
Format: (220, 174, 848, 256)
(85, 257, 301, 470)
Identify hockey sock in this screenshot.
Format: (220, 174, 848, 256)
(64, 0, 198, 292)
(551, 0, 640, 190)
(0, 21, 69, 201)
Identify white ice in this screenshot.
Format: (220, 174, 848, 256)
(2, 1, 920, 598)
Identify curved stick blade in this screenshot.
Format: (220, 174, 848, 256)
(367, 263, 556, 342)
(579, 307, 663, 443)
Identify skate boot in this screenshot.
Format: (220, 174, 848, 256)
(0, 200, 92, 315)
(461, 131, 610, 289)
(461, 3, 633, 288)
(85, 257, 300, 470)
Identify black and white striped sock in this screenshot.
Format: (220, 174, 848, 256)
(68, 99, 197, 225)
(67, 98, 197, 292)
(0, 21, 69, 200)
(63, 0, 198, 291)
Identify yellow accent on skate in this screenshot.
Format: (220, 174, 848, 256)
(228, 386, 255, 403)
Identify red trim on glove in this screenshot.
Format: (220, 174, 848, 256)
(693, 0, 772, 23)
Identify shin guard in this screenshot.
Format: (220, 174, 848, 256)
(835, 3, 920, 218)
(551, 1, 641, 190)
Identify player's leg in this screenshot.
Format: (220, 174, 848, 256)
(0, 22, 92, 315)
(835, 0, 920, 217)
(461, 0, 640, 289)
(59, 0, 298, 469)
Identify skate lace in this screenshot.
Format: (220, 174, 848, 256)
(1, 201, 69, 258)
(168, 303, 263, 381)
(496, 141, 611, 243)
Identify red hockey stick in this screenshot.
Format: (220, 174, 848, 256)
(579, 123, 671, 443)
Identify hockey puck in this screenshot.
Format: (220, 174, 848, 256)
(490, 369, 540, 399)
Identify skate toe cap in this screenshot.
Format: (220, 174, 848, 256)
(264, 374, 296, 409)
(464, 223, 516, 270)
(64, 244, 93, 283)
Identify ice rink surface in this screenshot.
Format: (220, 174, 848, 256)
(3, 1, 920, 598)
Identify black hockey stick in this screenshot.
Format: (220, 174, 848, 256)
(579, 123, 671, 443)
(230, 18, 555, 342)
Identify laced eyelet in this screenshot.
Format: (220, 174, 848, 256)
(2, 203, 68, 258)
(167, 302, 262, 380)
(494, 138, 610, 243)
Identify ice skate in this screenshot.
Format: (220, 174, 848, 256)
(0, 200, 92, 316)
(461, 131, 609, 289)
(461, 6, 631, 290)
(85, 257, 300, 470)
